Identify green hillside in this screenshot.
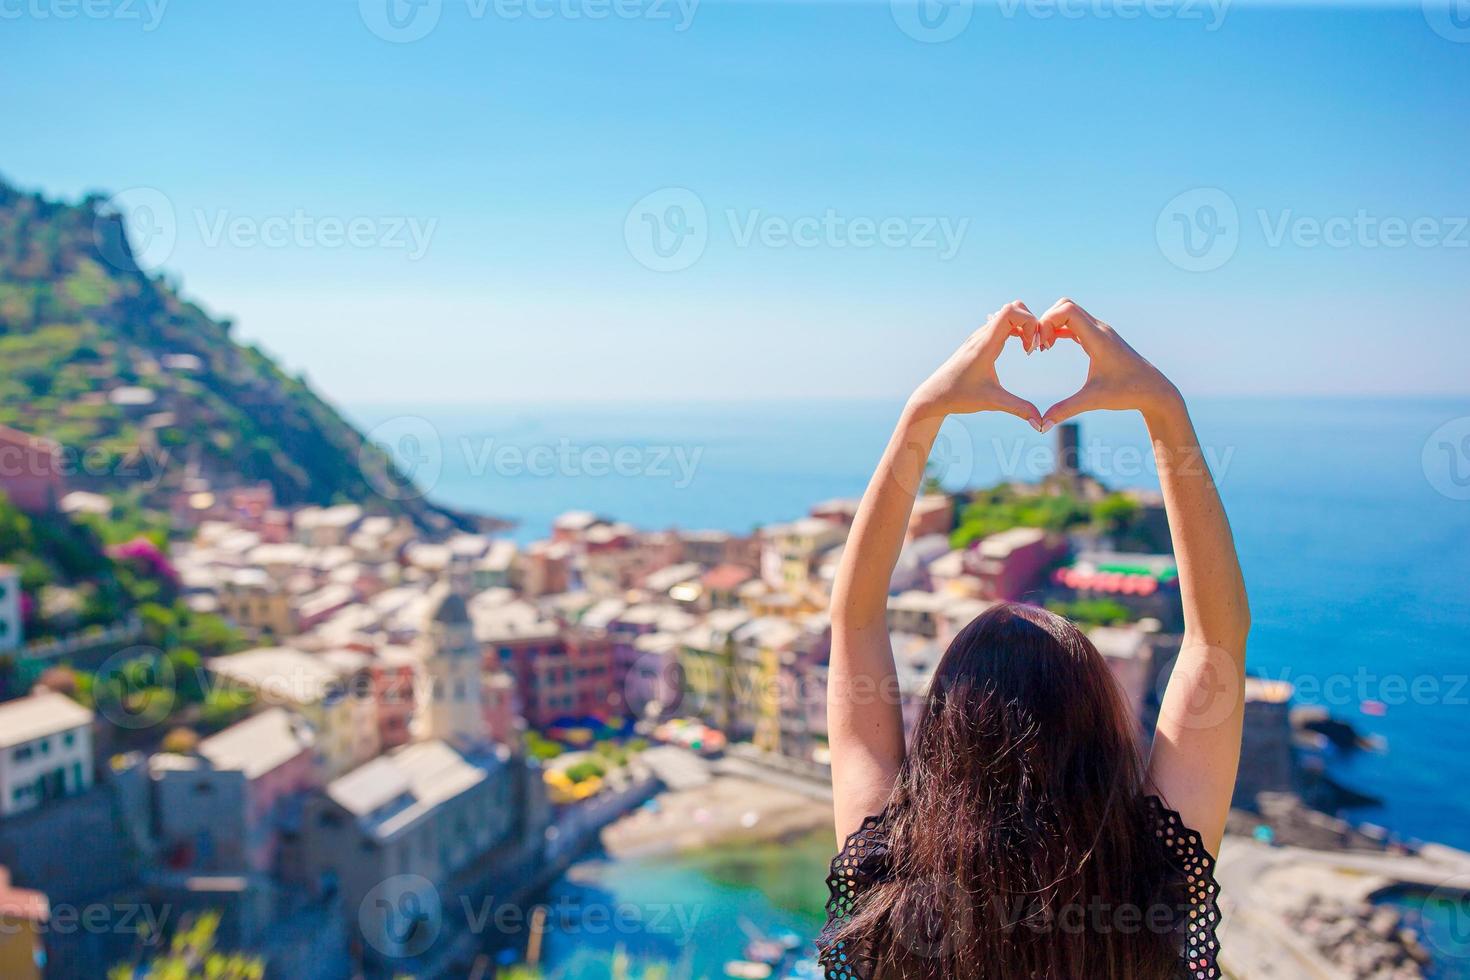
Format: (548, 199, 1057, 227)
(0, 177, 473, 532)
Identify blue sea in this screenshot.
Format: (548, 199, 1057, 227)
(352, 397, 1470, 851)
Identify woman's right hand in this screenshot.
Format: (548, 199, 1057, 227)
(907, 300, 1044, 428)
(1036, 298, 1181, 429)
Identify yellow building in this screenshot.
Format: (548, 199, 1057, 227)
(677, 610, 749, 732)
(217, 568, 295, 639)
(208, 646, 378, 780)
(760, 518, 846, 594)
(731, 617, 801, 754)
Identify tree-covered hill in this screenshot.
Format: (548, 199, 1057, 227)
(0, 177, 475, 532)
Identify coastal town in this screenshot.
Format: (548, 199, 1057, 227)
(0, 417, 1464, 980)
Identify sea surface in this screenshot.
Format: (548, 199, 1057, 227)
(532, 832, 835, 978)
(351, 397, 1470, 852)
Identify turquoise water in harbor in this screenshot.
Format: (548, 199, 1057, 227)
(1377, 886, 1470, 979)
(533, 831, 836, 978)
(351, 396, 1470, 852)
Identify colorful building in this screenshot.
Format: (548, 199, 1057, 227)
(0, 691, 93, 818)
(0, 565, 20, 653)
(760, 517, 846, 592)
(151, 707, 317, 874)
(208, 647, 377, 779)
(907, 493, 954, 541)
(0, 865, 47, 980)
(0, 424, 63, 513)
(967, 527, 1067, 601)
(678, 609, 751, 732)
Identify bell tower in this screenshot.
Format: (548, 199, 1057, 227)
(424, 563, 483, 749)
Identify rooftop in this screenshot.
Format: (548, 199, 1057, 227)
(209, 647, 342, 705)
(702, 563, 754, 591)
(0, 691, 92, 749)
(197, 707, 314, 780)
(978, 526, 1049, 558)
(327, 739, 499, 842)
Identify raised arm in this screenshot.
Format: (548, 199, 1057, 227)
(1039, 299, 1250, 854)
(828, 302, 1042, 842)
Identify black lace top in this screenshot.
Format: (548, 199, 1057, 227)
(817, 795, 1222, 979)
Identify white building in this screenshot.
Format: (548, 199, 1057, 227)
(0, 691, 94, 817)
(0, 565, 19, 652)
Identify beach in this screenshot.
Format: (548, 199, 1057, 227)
(602, 773, 836, 861)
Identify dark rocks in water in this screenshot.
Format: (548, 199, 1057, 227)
(1301, 769, 1384, 811)
(1292, 706, 1374, 752)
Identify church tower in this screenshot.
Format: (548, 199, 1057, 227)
(424, 563, 484, 750)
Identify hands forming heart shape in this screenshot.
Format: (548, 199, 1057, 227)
(908, 298, 1180, 432)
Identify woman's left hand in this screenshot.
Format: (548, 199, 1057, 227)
(908, 300, 1043, 429)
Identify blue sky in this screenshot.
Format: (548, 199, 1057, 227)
(3, 0, 1467, 403)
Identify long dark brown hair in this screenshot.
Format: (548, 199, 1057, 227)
(833, 602, 1184, 979)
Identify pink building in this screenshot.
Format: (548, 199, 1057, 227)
(521, 540, 572, 596)
(965, 527, 1067, 601)
(371, 648, 418, 750)
(907, 494, 954, 541)
(0, 425, 63, 513)
(151, 708, 318, 874)
(482, 671, 521, 745)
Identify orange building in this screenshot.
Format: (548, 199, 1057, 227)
(0, 865, 47, 980)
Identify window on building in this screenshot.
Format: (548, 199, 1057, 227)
(14, 745, 32, 763)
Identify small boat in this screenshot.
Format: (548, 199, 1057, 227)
(725, 961, 773, 979)
(744, 939, 787, 965)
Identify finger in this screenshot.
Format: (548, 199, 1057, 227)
(1034, 300, 1057, 351)
(1039, 298, 1102, 353)
(1040, 384, 1103, 431)
(999, 300, 1039, 354)
(993, 389, 1043, 431)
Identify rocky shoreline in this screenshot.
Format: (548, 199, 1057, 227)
(1285, 895, 1433, 980)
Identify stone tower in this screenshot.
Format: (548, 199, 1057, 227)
(424, 576, 483, 750)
